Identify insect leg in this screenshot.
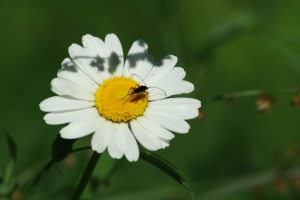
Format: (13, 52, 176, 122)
(119, 87, 136, 100)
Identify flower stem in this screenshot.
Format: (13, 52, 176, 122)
(71, 146, 91, 153)
(70, 151, 101, 200)
(211, 87, 297, 101)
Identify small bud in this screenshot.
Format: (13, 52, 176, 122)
(197, 109, 206, 120)
(293, 176, 300, 192)
(11, 190, 22, 200)
(225, 98, 234, 107)
(255, 92, 275, 113)
(63, 154, 77, 169)
(274, 179, 288, 194)
(291, 93, 300, 107)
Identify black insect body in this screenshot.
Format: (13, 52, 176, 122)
(119, 84, 149, 102)
(119, 74, 167, 102)
(130, 85, 149, 95)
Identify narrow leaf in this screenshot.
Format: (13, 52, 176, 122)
(0, 133, 18, 198)
(4, 132, 17, 162)
(139, 148, 194, 199)
(51, 134, 77, 162)
(26, 134, 77, 198)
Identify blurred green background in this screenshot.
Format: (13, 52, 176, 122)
(0, 0, 300, 199)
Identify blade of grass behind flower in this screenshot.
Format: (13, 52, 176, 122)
(139, 148, 195, 200)
(4, 132, 17, 162)
(0, 133, 18, 198)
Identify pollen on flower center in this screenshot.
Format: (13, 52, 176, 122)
(95, 76, 148, 123)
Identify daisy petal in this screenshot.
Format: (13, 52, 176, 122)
(105, 34, 124, 76)
(161, 139, 170, 149)
(144, 109, 190, 134)
(148, 106, 198, 120)
(148, 98, 201, 119)
(68, 43, 106, 84)
(107, 123, 124, 159)
(130, 119, 162, 151)
(93, 37, 112, 81)
(149, 67, 186, 86)
(149, 80, 194, 100)
(82, 34, 105, 55)
(92, 120, 112, 153)
(82, 35, 111, 81)
(120, 123, 139, 162)
(144, 55, 177, 85)
(138, 116, 174, 140)
(44, 107, 96, 125)
(149, 98, 201, 109)
(58, 58, 98, 94)
(124, 40, 154, 80)
(40, 96, 94, 112)
(60, 110, 103, 139)
(51, 78, 95, 101)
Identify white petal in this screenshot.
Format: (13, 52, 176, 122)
(137, 116, 174, 140)
(91, 120, 112, 153)
(107, 123, 124, 159)
(82, 35, 112, 81)
(40, 96, 94, 112)
(44, 107, 96, 125)
(161, 139, 170, 149)
(123, 40, 154, 80)
(120, 123, 139, 162)
(105, 34, 124, 76)
(149, 67, 186, 86)
(82, 34, 105, 56)
(146, 66, 192, 100)
(144, 55, 177, 86)
(51, 78, 95, 101)
(130, 119, 162, 151)
(148, 106, 198, 120)
(126, 53, 154, 82)
(92, 37, 112, 81)
(68, 43, 107, 84)
(148, 98, 201, 120)
(60, 110, 102, 139)
(148, 81, 194, 101)
(144, 109, 190, 134)
(149, 98, 201, 109)
(58, 58, 98, 94)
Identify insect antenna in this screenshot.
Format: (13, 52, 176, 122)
(119, 95, 127, 100)
(129, 74, 146, 86)
(147, 86, 167, 97)
(129, 74, 167, 97)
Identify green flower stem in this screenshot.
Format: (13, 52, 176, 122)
(211, 88, 297, 101)
(70, 151, 101, 200)
(71, 146, 92, 153)
(226, 88, 296, 98)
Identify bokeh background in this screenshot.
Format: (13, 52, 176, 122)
(1, 0, 300, 199)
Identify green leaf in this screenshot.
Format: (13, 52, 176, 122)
(4, 132, 17, 162)
(26, 134, 77, 198)
(139, 148, 195, 199)
(0, 133, 18, 198)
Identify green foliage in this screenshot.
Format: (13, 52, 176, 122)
(0, 133, 18, 199)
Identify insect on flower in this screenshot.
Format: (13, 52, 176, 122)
(120, 74, 167, 102)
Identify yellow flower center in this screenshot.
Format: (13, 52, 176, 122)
(95, 76, 148, 123)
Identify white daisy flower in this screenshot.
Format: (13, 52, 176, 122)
(40, 34, 201, 162)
